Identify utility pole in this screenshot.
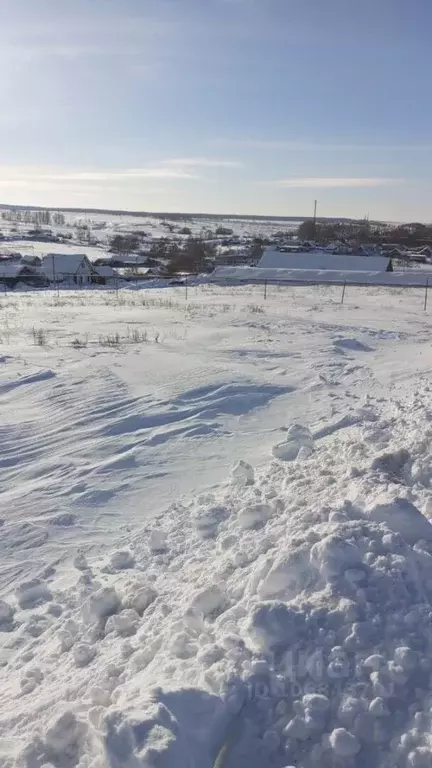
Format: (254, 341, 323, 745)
(313, 200, 318, 240)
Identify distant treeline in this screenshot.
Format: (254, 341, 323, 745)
(297, 218, 432, 246)
(0, 202, 361, 224)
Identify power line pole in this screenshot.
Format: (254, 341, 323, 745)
(313, 200, 318, 240)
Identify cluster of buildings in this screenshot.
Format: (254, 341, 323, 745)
(321, 241, 432, 264)
(380, 243, 432, 263)
(0, 252, 163, 289)
(0, 253, 111, 289)
(1, 236, 432, 291)
(209, 242, 432, 288)
(210, 238, 432, 270)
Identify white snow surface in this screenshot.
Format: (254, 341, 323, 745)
(1, 282, 432, 767)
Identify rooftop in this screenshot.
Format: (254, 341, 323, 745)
(41, 253, 90, 279)
(259, 248, 391, 272)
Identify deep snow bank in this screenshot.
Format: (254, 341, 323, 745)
(2, 385, 432, 767)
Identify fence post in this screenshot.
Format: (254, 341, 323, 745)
(341, 281, 347, 305)
(424, 279, 429, 311)
(115, 278, 119, 299)
(185, 276, 188, 301)
(52, 254, 60, 297)
(264, 279, 268, 300)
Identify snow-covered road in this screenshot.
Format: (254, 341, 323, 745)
(1, 283, 432, 767)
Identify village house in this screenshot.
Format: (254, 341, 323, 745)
(41, 254, 96, 284)
(93, 265, 118, 285)
(414, 245, 432, 260)
(0, 263, 44, 289)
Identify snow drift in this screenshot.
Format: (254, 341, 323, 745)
(2, 384, 432, 768)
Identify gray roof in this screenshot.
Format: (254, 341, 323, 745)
(41, 254, 91, 279)
(95, 265, 117, 277)
(259, 248, 390, 272)
(210, 265, 431, 287)
(0, 263, 34, 278)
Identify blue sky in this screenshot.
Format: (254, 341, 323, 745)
(1, 0, 432, 220)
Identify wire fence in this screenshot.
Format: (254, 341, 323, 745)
(204, 276, 432, 311)
(1, 272, 432, 311)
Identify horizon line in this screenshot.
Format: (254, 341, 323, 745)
(0, 201, 414, 226)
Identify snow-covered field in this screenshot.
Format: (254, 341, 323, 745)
(65, 213, 301, 243)
(1, 212, 301, 255)
(1, 282, 432, 767)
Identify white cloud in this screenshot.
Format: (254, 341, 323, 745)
(163, 157, 243, 169)
(266, 177, 401, 189)
(46, 168, 199, 181)
(0, 166, 200, 187)
(0, 159, 242, 191)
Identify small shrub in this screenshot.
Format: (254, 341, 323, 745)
(127, 327, 148, 344)
(99, 332, 120, 347)
(246, 304, 265, 314)
(71, 336, 88, 349)
(32, 327, 47, 346)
